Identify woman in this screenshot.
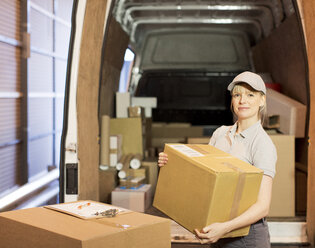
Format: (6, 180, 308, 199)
(158, 71, 277, 248)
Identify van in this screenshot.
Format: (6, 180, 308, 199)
(60, 0, 315, 245)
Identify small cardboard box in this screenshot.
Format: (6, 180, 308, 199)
(112, 184, 152, 212)
(0, 201, 170, 248)
(153, 144, 263, 238)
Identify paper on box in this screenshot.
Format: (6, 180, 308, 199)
(153, 144, 263, 238)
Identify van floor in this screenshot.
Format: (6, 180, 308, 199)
(145, 207, 310, 247)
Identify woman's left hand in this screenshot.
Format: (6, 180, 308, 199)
(194, 222, 229, 244)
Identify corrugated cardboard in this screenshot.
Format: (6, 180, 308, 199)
(99, 168, 117, 203)
(142, 160, 158, 194)
(154, 144, 263, 238)
(266, 88, 306, 137)
(0, 201, 171, 248)
(110, 118, 143, 156)
(112, 184, 152, 212)
(268, 135, 295, 217)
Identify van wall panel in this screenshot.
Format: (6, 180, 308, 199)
(302, 0, 315, 245)
(28, 98, 53, 138)
(29, 52, 53, 92)
(252, 15, 307, 105)
(0, 0, 21, 40)
(29, 136, 53, 178)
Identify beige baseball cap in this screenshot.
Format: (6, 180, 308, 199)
(227, 71, 266, 94)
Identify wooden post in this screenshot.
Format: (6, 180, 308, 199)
(301, 0, 315, 246)
(76, 0, 110, 200)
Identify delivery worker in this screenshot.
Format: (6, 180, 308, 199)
(158, 71, 277, 248)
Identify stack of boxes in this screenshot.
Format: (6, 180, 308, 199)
(98, 92, 158, 212)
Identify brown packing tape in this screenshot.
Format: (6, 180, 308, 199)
(89, 211, 134, 230)
(222, 162, 246, 220)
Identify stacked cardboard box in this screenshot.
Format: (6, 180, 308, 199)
(154, 144, 263, 238)
(268, 135, 295, 217)
(151, 122, 204, 152)
(0, 201, 171, 247)
(112, 184, 153, 212)
(266, 88, 306, 137)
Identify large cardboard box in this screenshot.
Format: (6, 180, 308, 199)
(268, 135, 295, 217)
(110, 118, 143, 156)
(266, 88, 306, 137)
(0, 201, 170, 248)
(112, 184, 152, 212)
(154, 144, 263, 238)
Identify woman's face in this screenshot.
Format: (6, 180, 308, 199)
(231, 84, 265, 122)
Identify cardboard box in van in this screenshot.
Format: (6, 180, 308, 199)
(153, 144, 263, 238)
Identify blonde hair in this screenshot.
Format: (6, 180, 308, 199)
(230, 83, 267, 123)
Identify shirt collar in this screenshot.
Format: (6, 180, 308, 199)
(229, 120, 261, 138)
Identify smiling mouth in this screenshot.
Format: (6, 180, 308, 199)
(238, 107, 249, 110)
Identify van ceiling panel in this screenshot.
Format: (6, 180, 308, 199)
(140, 29, 251, 71)
(113, 0, 289, 46)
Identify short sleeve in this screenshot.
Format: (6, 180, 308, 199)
(252, 136, 277, 178)
(209, 126, 226, 146)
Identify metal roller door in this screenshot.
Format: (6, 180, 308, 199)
(0, 0, 72, 207)
(0, 0, 23, 196)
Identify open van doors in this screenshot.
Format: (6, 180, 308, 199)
(60, 0, 315, 245)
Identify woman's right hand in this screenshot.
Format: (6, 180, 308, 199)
(158, 152, 168, 167)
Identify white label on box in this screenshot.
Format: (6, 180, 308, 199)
(169, 144, 204, 157)
(45, 201, 127, 219)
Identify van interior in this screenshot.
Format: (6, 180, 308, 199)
(98, 1, 308, 210)
(61, 0, 310, 244)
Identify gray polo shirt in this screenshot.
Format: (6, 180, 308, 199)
(209, 121, 277, 178)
